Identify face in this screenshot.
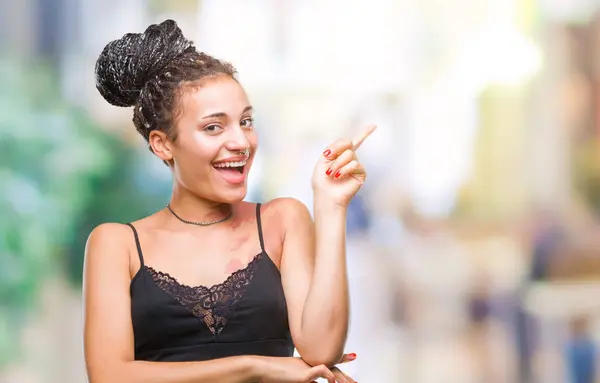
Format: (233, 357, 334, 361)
(150, 75, 257, 204)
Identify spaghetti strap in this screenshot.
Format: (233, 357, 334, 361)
(126, 223, 145, 267)
(255, 203, 265, 253)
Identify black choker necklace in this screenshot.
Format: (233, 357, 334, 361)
(166, 204, 232, 226)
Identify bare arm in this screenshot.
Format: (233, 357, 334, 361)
(83, 223, 259, 383)
(278, 127, 375, 367)
(278, 198, 349, 367)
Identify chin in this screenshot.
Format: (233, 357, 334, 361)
(209, 162, 252, 204)
(216, 187, 248, 204)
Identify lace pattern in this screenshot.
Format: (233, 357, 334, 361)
(146, 252, 263, 336)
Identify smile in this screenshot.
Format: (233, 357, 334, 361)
(213, 160, 246, 174)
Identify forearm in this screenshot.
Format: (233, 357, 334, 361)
(299, 198, 350, 366)
(88, 356, 259, 383)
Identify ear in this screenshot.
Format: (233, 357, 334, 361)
(148, 130, 174, 162)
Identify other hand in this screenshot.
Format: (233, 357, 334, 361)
(258, 353, 357, 383)
(312, 125, 376, 207)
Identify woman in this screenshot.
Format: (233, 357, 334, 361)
(83, 20, 374, 383)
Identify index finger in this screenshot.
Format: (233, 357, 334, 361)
(352, 124, 377, 150)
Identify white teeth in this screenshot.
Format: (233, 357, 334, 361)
(213, 160, 247, 168)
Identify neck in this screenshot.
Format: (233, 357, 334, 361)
(168, 188, 232, 224)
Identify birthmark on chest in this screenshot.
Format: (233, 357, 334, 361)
(227, 233, 251, 252)
(225, 258, 245, 274)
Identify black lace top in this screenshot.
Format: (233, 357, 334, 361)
(127, 203, 294, 362)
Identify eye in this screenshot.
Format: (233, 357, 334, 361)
(241, 117, 254, 129)
(203, 124, 223, 134)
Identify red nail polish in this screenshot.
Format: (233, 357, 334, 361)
(323, 149, 331, 157)
(326, 168, 333, 176)
(349, 353, 357, 358)
(334, 170, 341, 178)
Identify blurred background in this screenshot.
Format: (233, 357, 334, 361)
(4, 0, 600, 382)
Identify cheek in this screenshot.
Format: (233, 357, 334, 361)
(175, 133, 219, 165)
(247, 131, 259, 149)
(169, 129, 222, 190)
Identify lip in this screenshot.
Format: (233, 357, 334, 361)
(212, 160, 250, 185)
(212, 155, 249, 165)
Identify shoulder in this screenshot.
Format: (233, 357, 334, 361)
(87, 222, 133, 246)
(83, 223, 138, 305)
(262, 198, 312, 229)
(263, 197, 310, 216)
(85, 223, 134, 266)
(87, 212, 161, 246)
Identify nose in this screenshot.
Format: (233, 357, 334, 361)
(224, 125, 250, 152)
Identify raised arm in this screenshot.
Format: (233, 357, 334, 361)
(279, 125, 375, 368)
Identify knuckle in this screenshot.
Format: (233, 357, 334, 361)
(340, 150, 355, 162)
(343, 148, 354, 157)
(330, 161, 341, 170)
(333, 157, 349, 168)
(332, 138, 352, 151)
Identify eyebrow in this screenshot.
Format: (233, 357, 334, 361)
(201, 106, 253, 120)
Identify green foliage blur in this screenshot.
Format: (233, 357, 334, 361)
(0, 60, 170, 366)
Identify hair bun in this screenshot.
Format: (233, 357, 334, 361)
(94, 19, 194, 107)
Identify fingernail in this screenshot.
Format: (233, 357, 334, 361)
(323, 149, 331, 157)
(349, 353, 357, 359)
(334, 170, 341, 178)
(326, 168, 333, 176)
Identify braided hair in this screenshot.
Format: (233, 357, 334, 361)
(95, 20, 237, 150)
